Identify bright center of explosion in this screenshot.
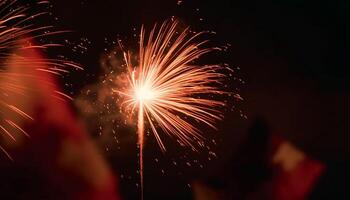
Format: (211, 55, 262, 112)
(135, 86, 155, 102)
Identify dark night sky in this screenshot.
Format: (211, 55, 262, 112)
(41, 0, 349, 199)
(48, 0, 350, 156)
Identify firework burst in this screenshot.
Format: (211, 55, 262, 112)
(0, 0, 82, 159)
(116, 20, 228, 198)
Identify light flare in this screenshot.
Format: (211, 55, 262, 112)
(135, 86, 156, 102)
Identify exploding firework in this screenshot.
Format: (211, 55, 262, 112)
(0, 0, 82, 159)
(115, 20, 228, 198)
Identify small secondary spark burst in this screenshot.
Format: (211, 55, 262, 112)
(116, 20, 228, 198)
(0, 0, 82, 159)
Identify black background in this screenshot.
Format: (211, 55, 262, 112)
(45, 0, 350, 199)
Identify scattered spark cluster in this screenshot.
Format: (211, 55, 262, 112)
(114, 20, 233, 198)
